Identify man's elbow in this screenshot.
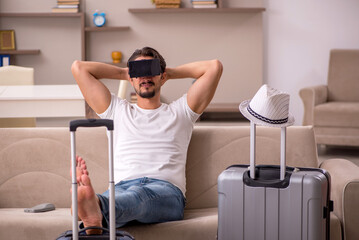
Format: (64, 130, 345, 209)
(212, 59, 223, 78)
(71, 60, 87, 83)
(71, 60, 82, 75)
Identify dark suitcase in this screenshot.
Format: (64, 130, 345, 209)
(217, 123, 333, 240)
(57, 227, 134, 240)
(57, 119, 134, 240)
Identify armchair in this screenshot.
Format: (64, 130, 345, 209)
(299, 49, 359, 146)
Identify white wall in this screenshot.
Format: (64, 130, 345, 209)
(263, 0, 359, 125)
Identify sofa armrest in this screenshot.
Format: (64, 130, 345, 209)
(320, 158, 359, 240)
(299, 85, 328, 125)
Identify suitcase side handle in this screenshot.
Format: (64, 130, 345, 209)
(70, 119, 114, 132)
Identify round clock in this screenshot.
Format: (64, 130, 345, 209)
(93, 11, 106, 27)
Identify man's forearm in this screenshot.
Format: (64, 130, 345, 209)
(72, 61, 129, 81)
(166, 60, 214, 80)
(71, 60, 130, 114)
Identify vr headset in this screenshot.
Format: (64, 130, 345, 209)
(128, 59, 162, 78)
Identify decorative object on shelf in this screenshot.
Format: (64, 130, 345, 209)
(52, 0, 80, 13)
(0, 55, 10, 66)
(93, 10, 106, 27)
(191, 0, 217, 8)
(152, 0, 181, 8)
(111, 51, 122, 63)
(0, 30, 16, 50)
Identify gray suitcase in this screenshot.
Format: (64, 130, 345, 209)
(217, 123, 333, 240)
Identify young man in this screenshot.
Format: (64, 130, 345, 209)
(71, 47, 222, 233)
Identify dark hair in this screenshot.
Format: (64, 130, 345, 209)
(127, 47, 166, 73)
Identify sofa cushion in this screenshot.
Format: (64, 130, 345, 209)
(314, 102, 359, 128)
(0, 208, 72, 240)
(121, 208, 218, 240)
(0, 207, 218, 240)
(186, 126, 319, 209)
(0, 128, 110, 208)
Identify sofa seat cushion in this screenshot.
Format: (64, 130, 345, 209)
(0, 203, 342, 240)
(0, 208, 72, 240)
(120, 207, 218, 240)
(314, 101, 359, 127)
(0, 207, 218, 240)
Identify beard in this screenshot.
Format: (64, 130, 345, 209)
(135, 81, 157, 99)
(137, 89, 156, 98)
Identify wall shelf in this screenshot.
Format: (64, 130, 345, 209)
(0, 50, 40, 55)
(128, 7, 265, 14)
(0, 12, 83, 18)
(85, 26, 130, 32)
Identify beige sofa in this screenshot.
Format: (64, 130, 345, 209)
(299, 49, 359, 146)
(0, 126, 358, 240)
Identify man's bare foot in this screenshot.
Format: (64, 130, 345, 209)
(72, 156, 89, 182)
(71, 156, 88, 220)
(71, 156, 103, 235)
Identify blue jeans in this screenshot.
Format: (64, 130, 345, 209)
(96, 177, 186, 228)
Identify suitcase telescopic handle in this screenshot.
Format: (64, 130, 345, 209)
(250, 122, 287, 180)
(70, 119, 114, 132)
(69, 118, 116, 240)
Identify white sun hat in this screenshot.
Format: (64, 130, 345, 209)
(239, 84, 295, 127)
